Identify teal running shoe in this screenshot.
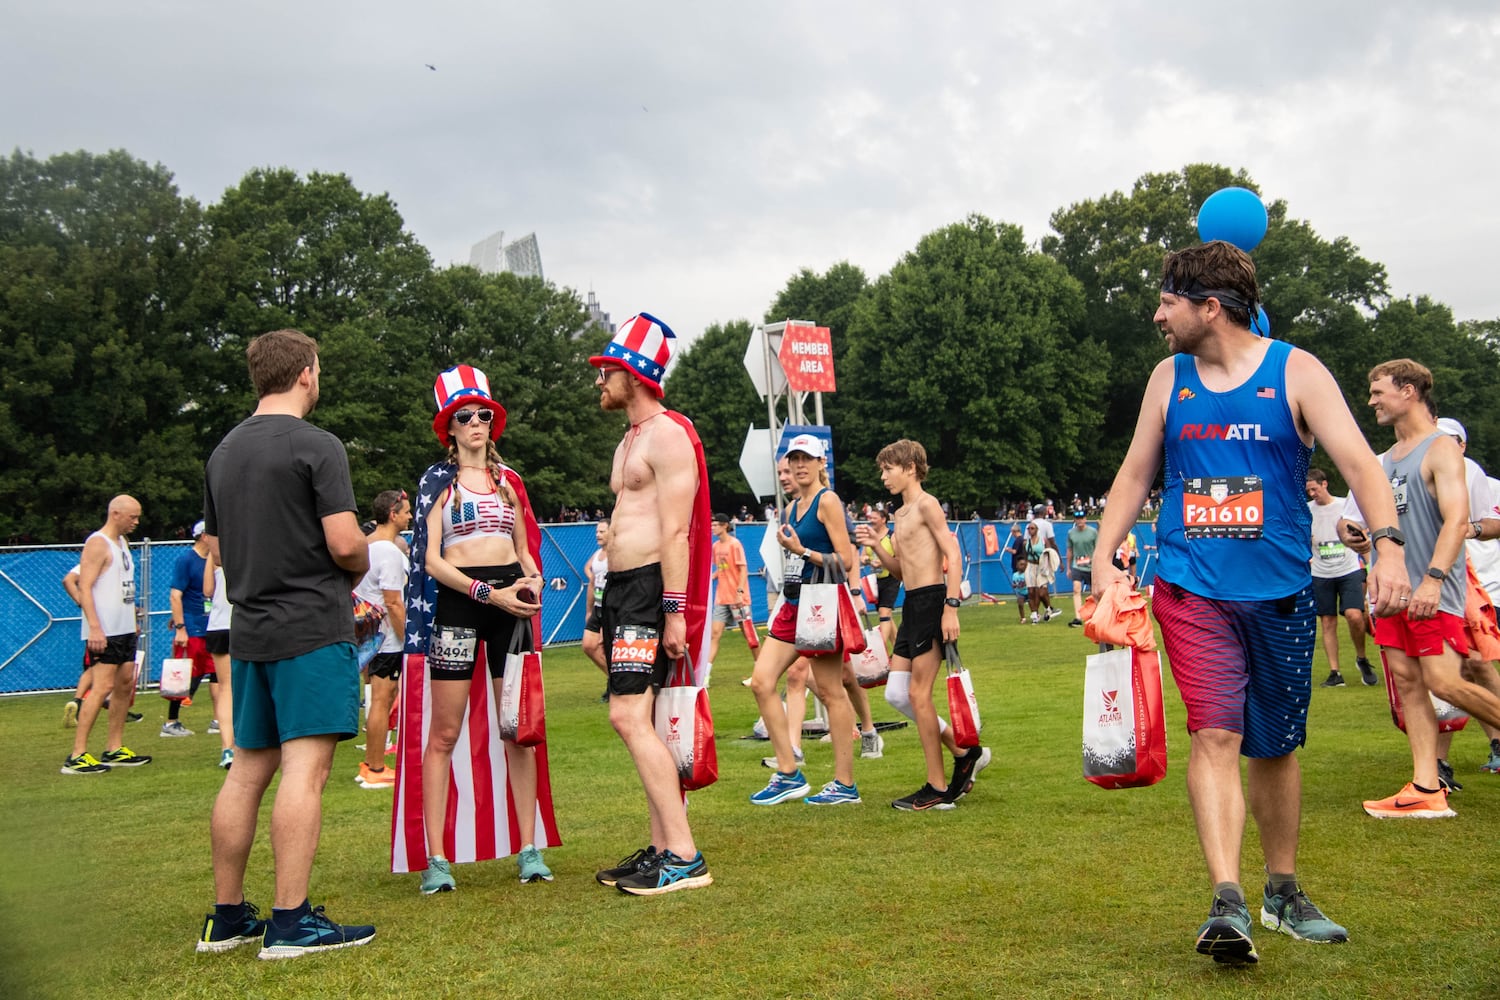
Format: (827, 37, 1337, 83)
(1196, 893, 1258, 965)
(1261, 886, 1348, 943)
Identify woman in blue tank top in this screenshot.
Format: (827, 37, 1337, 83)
(747, 434, 862, 807)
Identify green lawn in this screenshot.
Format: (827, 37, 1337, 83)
(3, 604, 1498, 999)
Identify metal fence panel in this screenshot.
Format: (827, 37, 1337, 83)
(1, 520, 1158, 694)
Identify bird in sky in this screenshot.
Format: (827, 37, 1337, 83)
(425, 63, 437, 71)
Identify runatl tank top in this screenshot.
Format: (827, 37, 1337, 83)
(1157, 339, 1312, 601)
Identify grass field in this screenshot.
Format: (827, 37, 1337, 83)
(3, 603, 1498, 999)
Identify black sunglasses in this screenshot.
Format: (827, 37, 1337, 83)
(454, 409, 494, 425)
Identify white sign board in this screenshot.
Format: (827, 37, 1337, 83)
(737, 425, 779, 499)
(742, 325, 788, 400)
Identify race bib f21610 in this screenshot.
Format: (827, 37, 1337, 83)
(1183, 475, 1265, 540)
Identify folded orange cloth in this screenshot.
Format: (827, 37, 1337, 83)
(1466, 563, 1500, 663)
(1081, 578, 1156, 652)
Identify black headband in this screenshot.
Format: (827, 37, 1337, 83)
(1161, 273, 1256, 313)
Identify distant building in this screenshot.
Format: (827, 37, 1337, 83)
(469, 230, 544, 279)
(582, 289, 615, 337)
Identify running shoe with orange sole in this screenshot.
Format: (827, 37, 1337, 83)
(356, 761, 396, 788)
(1362, 782, 1455, 819)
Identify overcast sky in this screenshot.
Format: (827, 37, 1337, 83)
(5, 2, 1497, 344)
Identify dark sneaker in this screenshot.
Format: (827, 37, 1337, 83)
(127, 711, 144, 723)
(1319, 671, 1346, 688)
(945, 746, 992, 803)
(60, 752, 110, 775)
(1355, 657, 1378, 686)
(1437, 758, 1462, 794)
(1260, 885, 1348, 943)
(1068, 618, 1084, 628)
(101, 746, 152, 767)
(615, 850, 712, 896)
(1482, 739, 1500, 774)
(596, 846, 657, 887)
(891, 783, 955, 811)
(196, 901, 267, 954)
(1196, 893, 1258, 964)
(258, 905, 374, 960)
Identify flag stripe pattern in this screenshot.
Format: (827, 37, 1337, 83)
(390, 460, 559, 874)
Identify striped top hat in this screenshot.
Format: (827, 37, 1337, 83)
(588, 312, 677, 398)
(432, 364, 507, 447)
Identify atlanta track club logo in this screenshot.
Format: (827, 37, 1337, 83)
(1098, 690, 1123, 727)
(665, 716, 681, 746)
(804, 605, 826, 626)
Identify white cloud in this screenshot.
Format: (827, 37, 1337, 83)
(2, 1, 1497, 342)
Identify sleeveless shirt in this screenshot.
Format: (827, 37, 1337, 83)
(1381, 433, 1465, 615)
(1157, 339, 1312, 600)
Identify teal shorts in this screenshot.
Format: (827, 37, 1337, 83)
(231, 642, 360, 749)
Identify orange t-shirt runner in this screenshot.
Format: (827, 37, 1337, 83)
(712, 536, 748, 606)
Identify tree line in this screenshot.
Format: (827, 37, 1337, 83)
(2, 151, 1495, 542)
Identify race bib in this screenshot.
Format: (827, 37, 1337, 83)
(1183, 475, 1265, 540)
(1389, 474, 1409, 515)
(429, 625, 477, 671)
(1316, 540, 1346, 562)
(783, 552, 806, 581)
(121, 578, 136, 604)
(610, 624, 660, 673)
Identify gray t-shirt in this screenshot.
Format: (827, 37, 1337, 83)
(204, 414, 358, 661)
(1380, 433, 1466, 616)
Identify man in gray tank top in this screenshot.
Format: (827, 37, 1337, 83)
(1347, 359, 1500, 819)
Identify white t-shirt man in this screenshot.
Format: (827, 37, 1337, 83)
(354, 539, 409, 654)
(1308, 494, 1362, 579)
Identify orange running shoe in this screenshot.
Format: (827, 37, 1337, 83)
(356, 761, 396, 789)
(1362, 782, 1455, 819)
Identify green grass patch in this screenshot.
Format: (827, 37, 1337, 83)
(3, 605, 1498, 999)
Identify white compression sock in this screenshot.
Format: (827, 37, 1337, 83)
(884, 672, 948, 732)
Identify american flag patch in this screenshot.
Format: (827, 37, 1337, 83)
(1256, 386, 1276, 399)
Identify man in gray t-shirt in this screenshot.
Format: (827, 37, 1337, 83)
(198, 329, 374, 959)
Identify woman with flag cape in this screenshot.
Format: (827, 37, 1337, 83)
(390, 365, 561, 891)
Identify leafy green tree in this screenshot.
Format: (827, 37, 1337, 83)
(1043, 163, 1397, 494)
(405, 266, 618, 517)
(838, 214, 1106, 509)
(0, 149, 206, 541)
(666, 319, 763, 508)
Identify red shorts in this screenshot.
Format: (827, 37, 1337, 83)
(1372, 610, 1469, 659)
(174, 637, 216, 679)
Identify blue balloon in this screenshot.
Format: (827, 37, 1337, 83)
(1197, 186, 1268, 252)
(1250, 304, 1271, 337)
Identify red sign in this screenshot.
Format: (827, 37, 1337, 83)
(777, 324, 836, 393)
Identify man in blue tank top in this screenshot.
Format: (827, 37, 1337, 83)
(1092, 241, 1410, 966)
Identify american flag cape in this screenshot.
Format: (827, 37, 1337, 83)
(390, 460, 561, 874)
(663, 410, 714, 729)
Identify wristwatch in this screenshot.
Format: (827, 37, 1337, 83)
(1426, 566, 1447, 581)
(1368, 526, 1405, 547)
(943, 597, 962, 608)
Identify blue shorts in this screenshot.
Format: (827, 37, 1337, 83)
(1152, 579, 1315, 759)
(231, 642, 360, 749)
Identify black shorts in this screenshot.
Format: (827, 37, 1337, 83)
(876, 575, 902, 611)
(892, 584, 944, 660)
(1312, 569, 1366, 617)
(367, 651, 403, 680)
(600, 563, 672, 697)
(585, 607, 602, 633)
(84, 633, 137, 668)
(205, 630, 230, 656)
(429, 563, 525, 681)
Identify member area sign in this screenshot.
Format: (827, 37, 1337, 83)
(776, 324, 836, 393)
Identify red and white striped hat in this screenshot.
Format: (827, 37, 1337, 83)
(588, 312, 677, 398)
(432, 364, 507, 446)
